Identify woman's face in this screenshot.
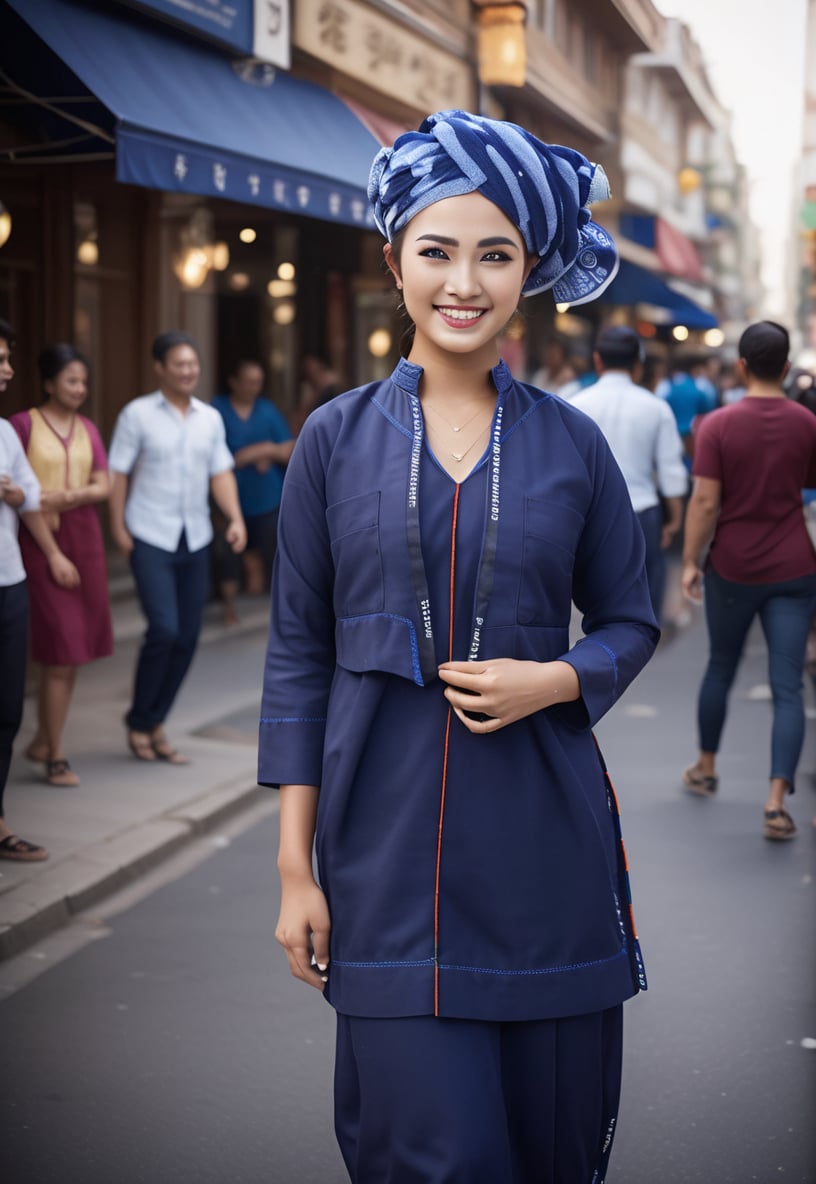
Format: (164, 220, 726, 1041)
(45, 360, 88, 412)
(385, 192, 531, 366)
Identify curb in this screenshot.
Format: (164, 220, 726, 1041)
(0, 776, 266, 962)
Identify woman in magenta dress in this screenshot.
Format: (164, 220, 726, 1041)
(11, 344, 113, 786)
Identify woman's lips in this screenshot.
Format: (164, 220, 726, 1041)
(435, 306, 487, 328)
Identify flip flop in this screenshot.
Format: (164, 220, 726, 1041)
(46, 758, 80, 787)
(0, 834, 49, 862)
(763, 808, 796, 841)
(682, 765, 719, 797)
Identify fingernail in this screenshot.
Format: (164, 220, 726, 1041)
(317, 962, 328, 971)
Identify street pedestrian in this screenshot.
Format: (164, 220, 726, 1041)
(660, 363, 715, 465)
(260, 110, 659, 1184)
(109, 331, 246, 766)
(681, 321, 816, 840)
(0, 320, 79, 862)
(572, 325, 687, 622)
(212, 359, 294, 626)
(11, 344, 113, 787)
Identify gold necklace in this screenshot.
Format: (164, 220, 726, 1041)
(423, 399, 493, 434)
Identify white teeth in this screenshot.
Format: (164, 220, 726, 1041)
(437, 307, 484, 321)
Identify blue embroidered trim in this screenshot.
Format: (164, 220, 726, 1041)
(329, 949, 626, 975)
(591, 640, 619, 690)
(332, 958, 436, 969)
(338, 612, 424, 686)
(439, 948, 626, 976)
(259, 716, 327, 724)
(371, 396, 413, 440)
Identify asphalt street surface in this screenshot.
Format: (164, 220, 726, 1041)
(1, 610, 814, 1184)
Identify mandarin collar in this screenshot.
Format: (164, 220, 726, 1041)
(391, 356, 515, 398)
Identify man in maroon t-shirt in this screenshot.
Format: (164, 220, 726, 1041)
(681, 321, 816, 840)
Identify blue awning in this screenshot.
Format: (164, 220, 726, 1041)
(7, 0, 381, 229)
(603, 260, 718, 329)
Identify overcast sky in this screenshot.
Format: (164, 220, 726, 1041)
(655, 0, 808, 319)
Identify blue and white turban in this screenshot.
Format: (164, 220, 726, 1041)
(368, 109, 618, 305)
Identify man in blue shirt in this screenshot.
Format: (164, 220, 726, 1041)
(212, 360, 294, 625)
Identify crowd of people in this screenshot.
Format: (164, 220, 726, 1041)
(1, 107, 815, 1184)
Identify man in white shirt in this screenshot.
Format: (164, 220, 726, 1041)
(0, 319, 79, 862)
(109, 331, 246, 765)
(571, 326, 687, 623)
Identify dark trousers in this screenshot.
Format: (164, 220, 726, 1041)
(126, 535, 210, 732)
(637, 504, 665, 624)
(0, 580, 28, 818)
(334, 1006, 623, 1184)
(699, 567, 816, 786)
(217, 508, 279, 586)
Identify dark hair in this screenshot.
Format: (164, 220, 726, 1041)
(738, 321, 789, 381)
(38, 343, 90, 402)
(228, 358, 265, 379)
(0, 318, 15, 347)
(151, 330, 199, 364)
(594, 325, 644, 371)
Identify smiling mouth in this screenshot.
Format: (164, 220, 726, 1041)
(435, 306, 487, 323)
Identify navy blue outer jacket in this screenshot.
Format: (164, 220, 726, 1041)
(259, 359, 659, 1021)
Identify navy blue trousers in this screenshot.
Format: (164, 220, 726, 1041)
(334, 1007, 623, 1184)
(126, 534, 210, 732)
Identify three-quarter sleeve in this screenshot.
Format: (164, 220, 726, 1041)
(258, 424, 336, 787)
(555, 428, 660, 729)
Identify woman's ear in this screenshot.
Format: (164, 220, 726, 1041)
(383, 243, 403, 290)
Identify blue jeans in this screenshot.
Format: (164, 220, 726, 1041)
(127, 535, 210, 732)
(698, 567, 816, 787)
(638, 504, 665, 624)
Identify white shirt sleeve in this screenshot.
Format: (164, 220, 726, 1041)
(654, 404, 688, 499)
(9, 429, 41, 512)
(108, 402, 142, 474)
(208, 411, 235, 477)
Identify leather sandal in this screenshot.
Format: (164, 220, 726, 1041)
(763, 808, 796, 841)
(150, 731, 190, 765)
(46, 758, 80, 787)
(0, 834, 49, 862)
(682, 764, 719, 797)
(128, 730, 156, 762)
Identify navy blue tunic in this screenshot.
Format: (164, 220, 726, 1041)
(259, 359, 658, 1021)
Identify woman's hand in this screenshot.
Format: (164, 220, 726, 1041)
(40, 489, 76, 513)
(437, 658, 579, 734)
(48, 551, 80, 588)
(0, 475, 25, 508)
(276, 873, 331, 991)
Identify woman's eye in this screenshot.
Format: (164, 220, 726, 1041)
(482, 250, 511, 263)
(419, 247, 449, 260)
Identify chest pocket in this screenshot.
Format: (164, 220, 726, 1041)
(517, 497, 583, 626)
(326, 490, 385, 616)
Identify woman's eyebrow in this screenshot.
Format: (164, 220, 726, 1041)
(414, 234, 519, 248)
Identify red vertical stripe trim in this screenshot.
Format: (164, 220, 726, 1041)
(433, 483, 461, 1016)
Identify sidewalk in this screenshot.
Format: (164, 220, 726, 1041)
(0, 567, 273, 960)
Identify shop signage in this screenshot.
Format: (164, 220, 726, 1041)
(117, 0, 290, 68)
(294, 0, 472, 113)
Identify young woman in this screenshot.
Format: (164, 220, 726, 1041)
(11, 345, 113, 787)
(259, 111, 659, 1183)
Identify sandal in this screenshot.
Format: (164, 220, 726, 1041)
(0, 834, 49, 862)
(46, 758, 80, 787)
(763, 808, 796, 841)
(150, 731, 190, 766)
(682, 765, 719, 797)
(128, 730, 157, 762)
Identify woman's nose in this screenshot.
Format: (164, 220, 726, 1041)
(444, 260, 481, 298)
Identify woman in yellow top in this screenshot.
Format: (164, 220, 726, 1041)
(11, 344, 113, 786)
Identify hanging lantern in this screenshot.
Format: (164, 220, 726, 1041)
(475, 2, 527, 88)
(0, 201, 12, 249)
(677, 167, 702, 196)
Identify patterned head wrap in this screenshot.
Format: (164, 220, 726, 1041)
(368, 109, 618, 305)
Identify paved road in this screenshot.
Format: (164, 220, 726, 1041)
(1, 611, 814, 1184)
